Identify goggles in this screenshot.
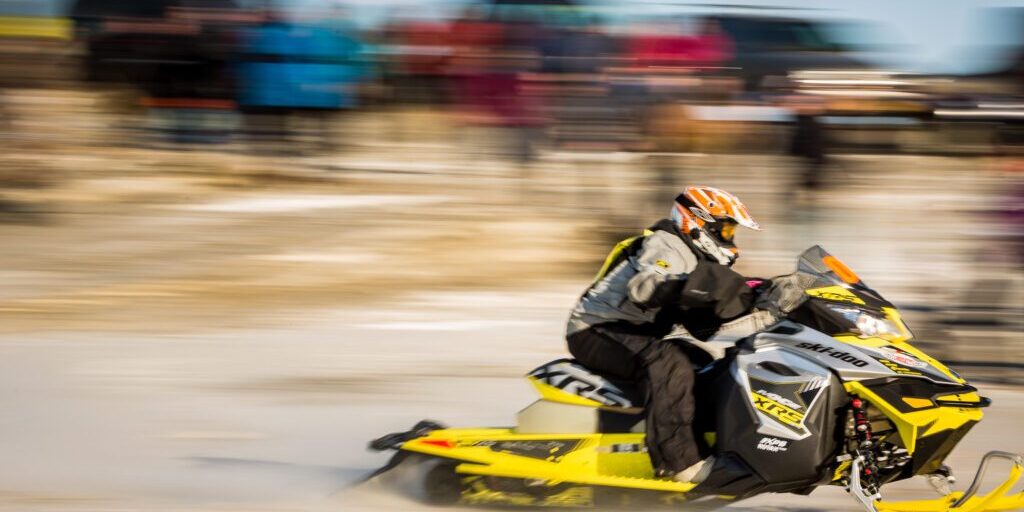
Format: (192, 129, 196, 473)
(708, 221, 737, 243)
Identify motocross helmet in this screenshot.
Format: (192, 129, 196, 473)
(670, 186, 760, 266)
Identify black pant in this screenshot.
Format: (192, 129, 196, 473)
(567, 323, 699, 474)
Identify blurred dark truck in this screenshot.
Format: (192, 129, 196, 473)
(701, 14, 933, 152)
(707, 14, 868, 91)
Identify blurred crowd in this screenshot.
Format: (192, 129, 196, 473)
(56, 0, 1024, 264)
(0, 1, 1017, 266)
(50, 1, 1024, 160)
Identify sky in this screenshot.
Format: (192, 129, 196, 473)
(700, 0, 1024, 74)
(563, 0, 1024, 74)
(8, 0, 1024, 74)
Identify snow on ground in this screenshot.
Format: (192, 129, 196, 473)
(1, 286, 1021, 511)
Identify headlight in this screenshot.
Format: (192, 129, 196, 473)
(855, 314, 904, 339)
(826, 305, 908, 341)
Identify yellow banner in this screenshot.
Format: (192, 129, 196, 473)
(0, 17, 71, 40)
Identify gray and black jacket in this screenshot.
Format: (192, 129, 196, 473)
(567, 220, 754, 339)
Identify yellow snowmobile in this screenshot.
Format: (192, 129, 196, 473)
(369, 246, 1024, 511)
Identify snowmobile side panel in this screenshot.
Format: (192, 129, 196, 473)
(703, 345, 846, 497)
(844, 381, 983, 457)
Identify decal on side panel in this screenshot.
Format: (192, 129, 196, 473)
(747, 377, 826, 436)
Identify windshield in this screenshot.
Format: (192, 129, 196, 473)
(782, 246, 912, 342)
(796, 245, 866, 290)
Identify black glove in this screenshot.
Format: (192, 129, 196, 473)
(681, 262, 755, 321)
(757, 273, 813, 316)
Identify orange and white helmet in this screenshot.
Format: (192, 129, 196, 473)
(670, 186, 760, 266)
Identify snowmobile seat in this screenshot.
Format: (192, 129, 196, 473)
(520, 358, 645, 434)
(520, 357, 728, 436)
(526, 358, 643, 411)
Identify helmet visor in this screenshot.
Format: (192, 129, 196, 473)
(718, 222, 737, 242)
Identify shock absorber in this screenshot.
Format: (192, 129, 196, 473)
(852, 398, 871, 443)
(850, 397, 880, 496)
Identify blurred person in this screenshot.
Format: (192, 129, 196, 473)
(607, 21, 673, 169)
(447, 5, 504, 114)
(238, 5, 364, 154)
(979, 166, 1024, 271)
(538, 18, 623, 151)
(940, 169, 1024, 342)
(391, 16, 452, 105)
(538, 16, 617, 76)
(502, 15, 548, 164)
(1008, 181, 1024, 269)
(449, 8, 544, 164)
(565, 186, 761, 483)
(787, 95, 829, 193)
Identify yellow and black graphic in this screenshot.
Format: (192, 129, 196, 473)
(805, 285, 866, 305)
(747, 377, 824, 435)
(751, 390, 806, 430)
(474, 439, 582, 462)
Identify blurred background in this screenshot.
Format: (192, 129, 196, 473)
(0, 0, 1022, 510)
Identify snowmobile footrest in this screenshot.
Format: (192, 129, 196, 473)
(369, 420, 446, 451)
(363, 420, 449, 481)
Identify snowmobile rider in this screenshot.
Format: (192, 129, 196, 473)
(566, 186, 761, 484)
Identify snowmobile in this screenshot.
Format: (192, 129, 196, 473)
(369, 246, 1024, 511)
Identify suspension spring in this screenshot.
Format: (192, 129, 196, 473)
(850, 398, 880, 495)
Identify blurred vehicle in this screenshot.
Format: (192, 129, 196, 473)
(707, 14, 867, 90)
(370, 247, 1023, 512)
